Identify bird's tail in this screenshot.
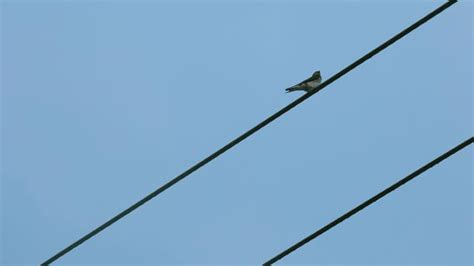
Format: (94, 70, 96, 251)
(286, 86, 304, 93)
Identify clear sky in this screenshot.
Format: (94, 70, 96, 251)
(1, 1, 472, 265)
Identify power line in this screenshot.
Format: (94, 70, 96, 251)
(42, 1, 457, 264)
(263, 136, 473, 265)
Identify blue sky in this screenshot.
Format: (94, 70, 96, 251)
(1, 1, 472, 265)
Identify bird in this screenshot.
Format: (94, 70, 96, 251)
(285, 71, 322, 93)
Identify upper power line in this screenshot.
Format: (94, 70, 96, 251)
(42, 1, 458, 264)
(263, 136, 473, 265)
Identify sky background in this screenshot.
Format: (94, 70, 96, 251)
(1, 0, 472, 265)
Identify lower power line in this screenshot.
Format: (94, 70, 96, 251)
(263, 136, 473, 265)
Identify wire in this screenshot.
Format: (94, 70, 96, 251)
(42, 1, 458, 264)
(263, 136, 473, 265)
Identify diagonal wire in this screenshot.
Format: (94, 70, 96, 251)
(42, 1, 457, 264)
(263, 136, 473, 265)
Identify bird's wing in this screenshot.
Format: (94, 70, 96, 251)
(296, 73, 320, 86)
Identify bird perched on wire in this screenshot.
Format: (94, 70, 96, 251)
(285, 71, 322, 93)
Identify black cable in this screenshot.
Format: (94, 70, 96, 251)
(263, 136, 473, 265)
(42, 1, 457, 264)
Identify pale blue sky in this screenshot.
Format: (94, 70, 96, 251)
(1, 1, 472, 265)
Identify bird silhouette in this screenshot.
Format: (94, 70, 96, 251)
(286, 71, 322, 93)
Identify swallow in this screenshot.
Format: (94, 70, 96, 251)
(286, 71, 322, 93)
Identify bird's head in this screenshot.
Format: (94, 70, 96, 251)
(313, 71, 321, 77)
